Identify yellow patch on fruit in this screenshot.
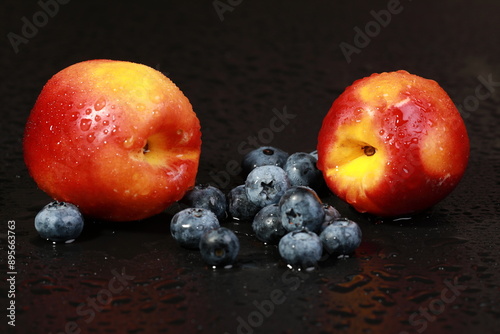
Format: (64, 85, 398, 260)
(323, 114, 387, 197)
(89, 61, 164, 94)
(357, 71, 413, 106)
(85, 61, 173, 125)
(419, 125, 455, 177)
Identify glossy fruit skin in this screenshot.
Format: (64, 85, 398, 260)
(182, 184, 227, 221)
(320, 218, 362, 255)
(23, 60, 201, 221)
(320, 204, 342, 232)
(227, 185, 261, 221)
(199, 227, 240, 266)
(241, 146, 289, 176)
(284, 152, 323, 190)
(252, 204, 287, 244)
(170, 208, 220, 249)
(279, 186, 325, 233)
(34, 201, 84, 243)
(245, 165, 290, 207)
(317, 70, 470, 217)
(278, 229, 323, 269)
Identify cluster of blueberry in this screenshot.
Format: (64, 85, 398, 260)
(170, 204, 240, 267)
(32, 146, 362, 271)
(172, 146, 363, 270)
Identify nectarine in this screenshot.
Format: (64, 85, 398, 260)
(24, 59, 201, 221)
(317, 70, 469, 217)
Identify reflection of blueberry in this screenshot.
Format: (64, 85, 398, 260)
(199, 227, 240, 267)
(279, 186, 325, 233)
(284, 152, 323, 190)
(320, 218, 362, 255)
(320, 204, 342, 232)
(245, 166, 290, 207)
(34, 201, 84, 243)
(252, 204, 287, 244)
(182, 184, 227, 221)
(228, 185, 261, 221)
(242, 146, 289, 176)
(170, 208, 220, 249)
(278, 229, 323, 269)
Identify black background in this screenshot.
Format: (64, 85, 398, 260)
(1, 1, 500, 333)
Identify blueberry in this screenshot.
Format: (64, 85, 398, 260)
(227, 185, 261, 221)
(34, 201, 84, 243)
(309, 150, 318, 160)
(182, 184, 227, 221)
(320, 218, 362, 255)
(245, 165, 290, 207)
(279, 186, 325, 233)
(170, 208, 220, 249)
(278, 229, 323, 269)
(283, 152, 323, 190)
(320, 204, 342, 232)
(252, 204, 287, 244)
(199, 227, 240, 267)
(241, 146, 289, 176)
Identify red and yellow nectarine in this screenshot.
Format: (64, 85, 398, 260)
(24, 59, 201, 221)
(317, 70, 469, 217)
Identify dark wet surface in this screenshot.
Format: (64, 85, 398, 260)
(2, 1, 500, 333)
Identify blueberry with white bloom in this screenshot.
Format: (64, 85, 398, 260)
(242, 146, 289, 176)
(170, 208, 220, 249)
(320, 218, 362, 255)
(320, 203, 342, 232)
(245, 165, 290, 207)
(252, 204, 287, 244)
(34, 201, 84, 243)
(228, 185, 261, 221)
(199, 227, 240, 267)
(284, 152, 323, 190)
(279, 186, 325, 233)
(278, 229, 323, 269)
(182, 184, 227, 221)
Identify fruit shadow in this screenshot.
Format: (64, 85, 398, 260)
(343, 204, 454, 228)
(29, 210, 171, 248)
(81, 211, 174, 239)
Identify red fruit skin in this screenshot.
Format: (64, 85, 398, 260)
(317, 70, 469, 217)
(23, 59, 201, 221)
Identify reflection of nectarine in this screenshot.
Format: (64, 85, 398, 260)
(317, 70, 469, 217)
(24, 60, 201, 221)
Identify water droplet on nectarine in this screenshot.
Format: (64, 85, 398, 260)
(80, 119, 92, 132)
(94, 97, 106, 111)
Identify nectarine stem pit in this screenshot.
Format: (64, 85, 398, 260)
(362, 145, 376, 156)
(143, 142, 150, 154)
